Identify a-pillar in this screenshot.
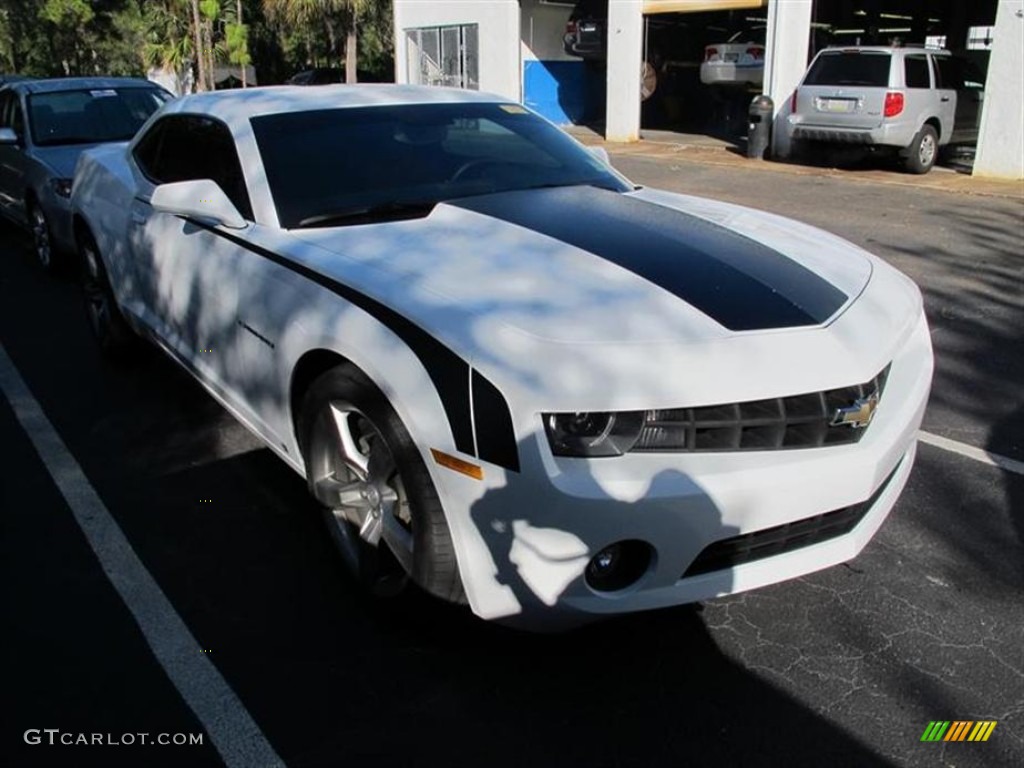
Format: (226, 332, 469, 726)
(605, 0, 644, 143)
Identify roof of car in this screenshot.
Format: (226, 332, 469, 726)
(163, 84, 514, 124)
(12, 77, 164, 94)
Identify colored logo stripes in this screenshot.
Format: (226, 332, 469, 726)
(920, 721, 997, 742)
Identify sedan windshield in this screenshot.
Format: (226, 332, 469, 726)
(29, 88, 170, 147)
(251, 102, 632, 229)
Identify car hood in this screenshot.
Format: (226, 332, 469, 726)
(290, 185, 873, 346)
(280, 185, 919, 410)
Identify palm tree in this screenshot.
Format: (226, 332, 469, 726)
(190, 0, 208, 90)
(143, 0, 196, 91)
(263, 0, 367, 83)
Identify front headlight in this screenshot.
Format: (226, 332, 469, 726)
(543, 411, 645, 457)
(51, 178, 73, 199)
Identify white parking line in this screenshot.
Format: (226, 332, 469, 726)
(0, 345, 284, 768)
(918, 430, 1024, 476)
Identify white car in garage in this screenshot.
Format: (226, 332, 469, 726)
(71, 85, 933, 629)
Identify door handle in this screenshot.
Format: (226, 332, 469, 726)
(940, 97, 950, 102)
(130, 211, 148, 226)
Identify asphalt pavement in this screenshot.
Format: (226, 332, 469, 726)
(1, 154, 1022, 768)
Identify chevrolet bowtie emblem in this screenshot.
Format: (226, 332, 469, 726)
(831, 392, 879, 429)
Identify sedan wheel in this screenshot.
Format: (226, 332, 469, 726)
(30, 203, 54, 270)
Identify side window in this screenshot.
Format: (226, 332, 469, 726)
(933, 56, 963, 90)
(904, 55, 930, 89)
(133, 120, 166, 180)
(134, 115, 253, 221)
(0, 92, 11, 129)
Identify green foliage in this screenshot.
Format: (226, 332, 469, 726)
(225, 21, 251, 67)
(0, 0, 393, 84)
(38, 0, 95, 27)
(199, 0, 220, 21)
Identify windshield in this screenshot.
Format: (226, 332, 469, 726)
(251, 102, 632, 229)
(804, 51, 892, 87)
(28, 88, 170, 147)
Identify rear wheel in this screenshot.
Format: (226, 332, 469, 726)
(904, 124, 938, 174)
(79, 230, 137, 358)
(298, 366, 465, 603)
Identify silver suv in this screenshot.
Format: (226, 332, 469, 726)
(787, 46, 984, 173)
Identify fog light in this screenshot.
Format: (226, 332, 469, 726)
(585, 540, 652, 592)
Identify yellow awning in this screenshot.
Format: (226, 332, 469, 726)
(643, 0, 766, 14)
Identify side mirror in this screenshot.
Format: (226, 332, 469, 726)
(150, 179, 247, 230)
(0, 127, 19, 146)
(589, 146, 611, 166)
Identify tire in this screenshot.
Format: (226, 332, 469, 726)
(28, 199, 58, 272)
(904, 124, 938, 174)
(79, 229, 137, 358)
(298, 366, 465, 603)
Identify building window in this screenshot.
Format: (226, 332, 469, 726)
(406, 24, 479, 90)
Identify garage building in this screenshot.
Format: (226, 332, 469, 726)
(393, 0, 1023, 180)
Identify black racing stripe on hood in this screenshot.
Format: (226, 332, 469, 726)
(450, 187, 847, 331)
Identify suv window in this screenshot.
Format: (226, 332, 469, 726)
(804, 51, 891, 87)
(133, 114, 253, 220)
(904, 55, 930, 88)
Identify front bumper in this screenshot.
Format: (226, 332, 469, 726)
(436, 309, 932, 630)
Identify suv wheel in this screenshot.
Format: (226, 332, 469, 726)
(904, 125, 938, 174)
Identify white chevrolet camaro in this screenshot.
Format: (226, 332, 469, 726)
(71, 85, 933, 629)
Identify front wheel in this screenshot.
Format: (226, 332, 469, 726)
(298, 366, 465, 603)
(904, 125, 938, 174)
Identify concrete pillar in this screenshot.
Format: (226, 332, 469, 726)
(973, 0, 1024, 180)
(763, 0, 813, 158)
(605, 0, 644, 142)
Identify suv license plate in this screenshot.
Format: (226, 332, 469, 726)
(825, 99, 855, 113)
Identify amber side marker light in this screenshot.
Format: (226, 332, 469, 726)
(431, 449, 484, 480)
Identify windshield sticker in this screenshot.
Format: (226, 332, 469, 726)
(89, 89, 118, 98)
(499, 104, 527, 114)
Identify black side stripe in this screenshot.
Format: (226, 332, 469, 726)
(188, 219, 519, 472)
(451, 186, 848, 332)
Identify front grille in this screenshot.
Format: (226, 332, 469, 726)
(682, 458, 903, 578)
(632, 365, 889, 453)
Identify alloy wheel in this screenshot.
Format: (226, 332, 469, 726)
(918, 133, 936, 168)
(310, 401, 415, 594)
